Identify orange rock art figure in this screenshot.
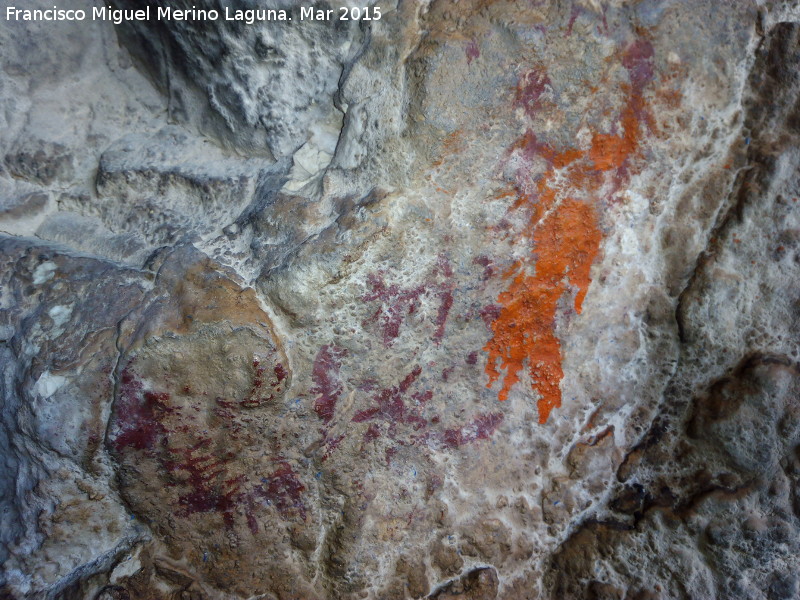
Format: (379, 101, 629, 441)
(485, 40, 655, 423)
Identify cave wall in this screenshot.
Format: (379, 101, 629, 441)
(2, 1, 800, 599)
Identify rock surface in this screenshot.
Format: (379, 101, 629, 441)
(2, 0, 800, 598)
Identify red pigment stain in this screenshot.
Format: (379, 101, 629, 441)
(466, 39, 480, 65)
(566, 5, 582, 37)
(246, 510, 259, 535)
(479, 304, 501, 329)
(309, 354, 502, 462)
(435, 290, 454, 343)
(515, 68, 551, 119)
(111, 367, 307, 529)
(362, 260, 454, 346)
(255, 462, 306, 520)
(321, 433, 346, 462)
(622, 39, 655, 92)
(473, 255, 495, 280)
(163, 440, 244, 528)
(352, 365, 428, 433)
(485, 40, 655, 423)
(240, 358, 285, 408)
(213, 396, 243, 428)
(441, 366, 455, 382)
(432, 255, 455, 344)
(441, 413, 504, 449)
(362, 272, 425, 345)
(364, 423, 381, 443)
(310, 345, 348, 423)
(110, 367, 171, 453)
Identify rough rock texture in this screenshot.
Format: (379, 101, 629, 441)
(2, 0, 800, 598)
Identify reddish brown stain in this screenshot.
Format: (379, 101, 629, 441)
(274, 363, 288, 383)
(622, 39, 655, 91)
(466, 39, 480, 64)
(433, 256, 455, 344)
(362, 261, 454, 346)
(566, 5, 582, 37)
(441, 366, 455, 382)
(321, 433, 346, 462)
(364, 423, 381, 443)
(515, 68, 551, 119)
(434, 290, 454, 343)
(246, 510, 259, 535)
(255, 462, 307, 520)
(110, 365, 308, 531)
(240, 358, 284, 408)
(310, 345, 348, 423)
(362, 272, 426, 345)
(441, 413, 504, 449)
(479, 304, 502, 329)
(335, 364, 500, 458)
(473, 255, 495, 280)
(111, 367, 171, 453)
(352, 365, 428, 433)
(485, 40, 655, 423)
(164, 440, 243, 527)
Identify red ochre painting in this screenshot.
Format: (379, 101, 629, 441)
(485, 40, 655, 423)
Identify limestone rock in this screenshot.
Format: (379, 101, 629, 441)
(2, 0, 800, 599)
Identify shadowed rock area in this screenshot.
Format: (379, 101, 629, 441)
(2, 0, 800, 598)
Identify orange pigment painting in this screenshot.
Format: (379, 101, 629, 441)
(485, 40, 655, 423)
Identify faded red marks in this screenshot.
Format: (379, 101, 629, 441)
(274, 363, 288, 384)
(240, 358, 288, 408)
(110, 367, 171, 453)
(441, 366, 455, 382)
(310, 253, 506, 460)
(362, 257, 455, 346)
(255, 462, 306, 521)
(362, 272, 426, 345)
(308, 356, 501, 464)
(364, 423, 381, 443)
(590, 42, 657, 176)
(310, 345, 348, 423)
(309, 345, 351, 462)
(434, 256, 455, 343)
(441, 413, 504, 449)
(473, 255, 495, 280)
(162, 440, 243, 528)
(320, 433, 346, 463)
(479, 304, 502, 329)
(515, 68, 551, 119)
(565, 3, 609, 37)
(623, 39, 656, 91)
(109, 365, 307, 531)
(466, 39, 480, 64)
(566, 4, 582, 36)
(485, 40, 656, 423)
(352, 365, 431, 434)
